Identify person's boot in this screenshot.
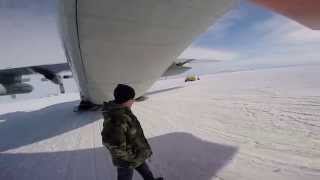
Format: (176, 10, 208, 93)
(155, 178, 164, 180)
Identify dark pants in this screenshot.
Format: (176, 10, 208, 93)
(117, 162, 155, 180)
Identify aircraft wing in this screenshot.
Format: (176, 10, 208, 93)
(30, 63, 71, 84)
(176, 59, 196, 67)
(0, 63, 70, 96)
(0, 63, 70, 84)
(162, 58, 222, 77)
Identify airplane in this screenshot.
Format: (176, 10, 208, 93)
(0, 59, 201, 98)
(0, 63, 70, 97)
(58, 0, 319, 110)
(2, 0, 319, 111)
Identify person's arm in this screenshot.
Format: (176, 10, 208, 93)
(134, 139, 152, 160)
(101, 115, 135, 162)
(130, 121, 152, 161)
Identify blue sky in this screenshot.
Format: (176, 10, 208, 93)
(180, 0, 320, 69)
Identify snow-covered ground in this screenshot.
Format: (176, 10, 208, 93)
(0, 65, 319, 180)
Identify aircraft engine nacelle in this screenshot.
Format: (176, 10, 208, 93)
(0, 83, 33, 96)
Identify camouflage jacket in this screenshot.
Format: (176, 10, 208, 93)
(101, 101, 152, 168)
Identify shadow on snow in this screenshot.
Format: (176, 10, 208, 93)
(0, 99, 238, 179)
(0, 100, 102, 152)
(0, 132, 237, 180)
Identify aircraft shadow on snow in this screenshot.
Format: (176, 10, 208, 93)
(0, 100, 102, 152)
(0, 100, 238, 180)
(0, 133, 237, 180)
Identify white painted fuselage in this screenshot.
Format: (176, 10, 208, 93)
(58, 0, 235, 104)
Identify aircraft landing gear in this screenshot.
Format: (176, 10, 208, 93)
(74, 100, 101, 112)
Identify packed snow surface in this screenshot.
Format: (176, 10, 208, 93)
(1, 65, 320, 180)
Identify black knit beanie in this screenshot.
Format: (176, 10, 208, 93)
(113, 84, 135, 104)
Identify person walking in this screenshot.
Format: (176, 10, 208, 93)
(101, 84, 163, 180)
